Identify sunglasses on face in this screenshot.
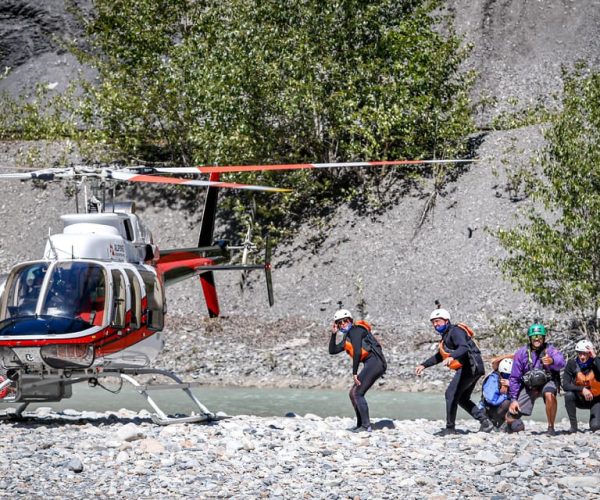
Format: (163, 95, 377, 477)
(336, 319, 348, 327)
(530, 335, 544, 341)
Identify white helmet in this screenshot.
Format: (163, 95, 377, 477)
(498, 358, 513, 375)
(575, 339, 594, 353)
(430, 308, 451, 322)
(333, 309, 353, 322)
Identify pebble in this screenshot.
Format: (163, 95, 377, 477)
(1, 409, 598, 497)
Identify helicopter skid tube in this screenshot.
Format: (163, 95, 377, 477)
(117, 368, 215, 425)
(0, 369, 216, 425)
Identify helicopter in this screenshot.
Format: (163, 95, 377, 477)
(0, 164, 289, 424)
(0, 159, 474, 424)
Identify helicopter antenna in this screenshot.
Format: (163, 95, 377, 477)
(110, 184, 116, 212)
(75, 182, 80, 214)
(47, 229, 58, 260)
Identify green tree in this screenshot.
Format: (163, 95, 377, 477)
(496, 64, 600, 330)
(73, 0, 473, 160)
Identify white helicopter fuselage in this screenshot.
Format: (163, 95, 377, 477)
(0, 211, 167, 397)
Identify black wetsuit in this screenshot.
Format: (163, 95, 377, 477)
(329, 325, 386, 429)
(562, 357, 600, 431)
(421, 323, 486, 429)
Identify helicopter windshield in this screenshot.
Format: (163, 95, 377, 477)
(41, 262, 107, 323)
(4, 262, 49, 318)
(1, 261, 108, 329)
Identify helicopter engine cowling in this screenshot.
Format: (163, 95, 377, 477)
(44, 232, 131, 262)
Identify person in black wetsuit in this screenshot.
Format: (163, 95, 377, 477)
(415, 305, 493, 436)
(328, 308, 386, 433)
(562, 339, 600, 433)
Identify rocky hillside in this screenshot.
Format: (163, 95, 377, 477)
(1, 1, 599, 376)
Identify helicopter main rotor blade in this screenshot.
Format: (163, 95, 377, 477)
(0, 169, 62, 181)
(0, 172, 41, 180)
(0, 166, 290, 192)
(0, 167, 92, 182)
(154, 158, 478, 175)
(108, 171, 291, 192)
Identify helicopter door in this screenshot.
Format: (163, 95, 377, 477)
(111, 270, 127, 329)
(124, 269, 142, 329)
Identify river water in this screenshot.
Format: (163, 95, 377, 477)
(1, 385, 568, 422)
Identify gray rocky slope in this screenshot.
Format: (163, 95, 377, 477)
(1, 1, 600, 389)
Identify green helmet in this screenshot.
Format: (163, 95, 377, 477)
(527, 323, 547, 337)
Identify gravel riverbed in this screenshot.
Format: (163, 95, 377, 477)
(1, 410, 598, 499)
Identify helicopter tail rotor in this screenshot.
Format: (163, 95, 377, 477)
(239, 199, 257, 295)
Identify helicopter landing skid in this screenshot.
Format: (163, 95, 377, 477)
(117, 368, 215, 425)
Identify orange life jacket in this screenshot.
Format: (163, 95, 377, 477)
(575, 370, 600, 396)
(343, 320, 373, 362)
(439, 323, 475, 370)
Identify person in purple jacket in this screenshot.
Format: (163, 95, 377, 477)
(506, 323, 566, 435)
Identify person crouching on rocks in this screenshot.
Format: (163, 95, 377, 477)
(415, 305, 493, 436)
(328, 308, 386, 433)
(562, 339, 600, 433)
(506, 323, 565, 436)
(479, 356, 524, 432)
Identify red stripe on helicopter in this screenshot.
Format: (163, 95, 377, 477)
(95, 327, 158, 357)
(0, 327, 116, 347)
(0, 321, 156, 352)
(156, 256, 215, 275)
(157, 251, 215, 265)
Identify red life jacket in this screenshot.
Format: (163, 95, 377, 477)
(439, 323, 475, 370)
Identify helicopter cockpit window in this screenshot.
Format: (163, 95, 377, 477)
(40, 262, 107, 324)
(111, 270, 126, 328)
(125, 269, 142, 329)
(4, 263, 49, 318)
(139, 270, 164, 330)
